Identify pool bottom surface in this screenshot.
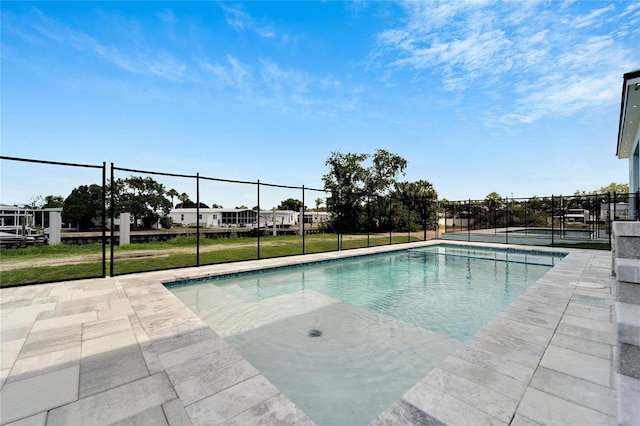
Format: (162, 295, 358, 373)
(171, 247, 555, 425)
(224, 294, 461, 426)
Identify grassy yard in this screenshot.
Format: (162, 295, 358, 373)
(0, 233, 423, 287)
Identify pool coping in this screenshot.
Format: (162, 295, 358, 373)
(0, 241, 618, 425)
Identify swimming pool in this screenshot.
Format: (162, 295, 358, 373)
(505, 228, 597, 239)
(169, 245, 565, 425)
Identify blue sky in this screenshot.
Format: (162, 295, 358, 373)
(2, 1, 639, 208)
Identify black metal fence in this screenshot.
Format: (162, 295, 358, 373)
(439, 193, 639, 247)
(1, 155, 637, 287)
(1, 156, 430, 286)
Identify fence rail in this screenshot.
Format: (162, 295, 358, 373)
(1, 155, 637, 287)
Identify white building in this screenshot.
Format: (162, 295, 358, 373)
(168, 208, 299, 228)
(303, 211, 330, 225)
(0, 204, 35, 230)
(617, 69, 640, 219)
(601, 203, 630, 221)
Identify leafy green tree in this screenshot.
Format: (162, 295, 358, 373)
(42, 195, 64, 209)
(175, 200, 209, 209)
(598, 182, 629, 194)
(365, 150, 407, 198)
(323, 151, 367, 232)
(116, 176, 173, 229)
(484, 192, 504, 208)
(63, 184, 103, 231)
(482, 192, 505, 227)
(167, 189, 180, 208)
(574, 182, 629, 196)
(159, 216, 173, 229)
(322, 149, 407, 233)
(278, 198, 304, 211)
(397, 180, 438, 239)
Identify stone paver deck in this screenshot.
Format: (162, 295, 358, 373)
(0, 241, 623, 425)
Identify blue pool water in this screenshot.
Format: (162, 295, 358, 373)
(170, 245, 565, 425)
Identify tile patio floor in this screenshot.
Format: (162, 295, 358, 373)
(0, 242, 623, 425)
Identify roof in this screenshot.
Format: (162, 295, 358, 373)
(617, 69, 640, 159)
(170, 208, 298, 214)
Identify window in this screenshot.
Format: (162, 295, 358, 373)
(199, 214, 203, 219)
(180, 214, 184, 221)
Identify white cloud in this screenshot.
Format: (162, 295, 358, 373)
(23, 8, 190, 83)
(572, 5, 615, 29)
(202, 55, 253, 92)
(220, 3, 276, 39)
(374, 0, 639, 127)
(201, 56, 359, 117)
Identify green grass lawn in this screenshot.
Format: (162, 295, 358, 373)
(0, 233, 422, 287)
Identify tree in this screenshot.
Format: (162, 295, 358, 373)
(323, 151, 368, 232)
(597, 182, 629, 194)
(482, 192, 505, 227)
(42, 195, 65, 209)
(322, 149, 407, 232)
(397, 180, 438, 240)
(116, 176, 173, 229)
(167, 189, 180, 208)
(574, 182, 629, 196)
(365, 149, 407, 198)
(63, 184, 103, 231)
(159, 216, 173, 229)
(278, 198, 304, 211)
(484, 192, 504, 209)
(314, 197, 324, 211)
(175, 200, 209, 209)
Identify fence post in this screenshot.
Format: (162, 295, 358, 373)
(257, 180, 261, 259)
(435, 200, 439, 239)
(101, 162, 106, 278)
(551, 195, 555, 246)
(196, 173, 200, 267)
(524, 199, 528, 236)
(302, 185, 305, 255)
(367, 195, 370, 247)
(608, 192, 612, 248)
(407, 203, 410, 243)
(389, 195, 392, 245)
(337, 189, 341, 251)
(110, 163, 115, 277)
(505, 198, 509, 245)
(468, 199, 471, 242)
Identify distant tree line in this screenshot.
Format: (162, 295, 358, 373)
(321, 149, 438, 238)
(19, 151, 628, 233)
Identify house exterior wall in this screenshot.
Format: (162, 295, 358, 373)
(169, 208, 299, 228)
(630, 129, 639, 220)
(168, 209, 220, 227)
